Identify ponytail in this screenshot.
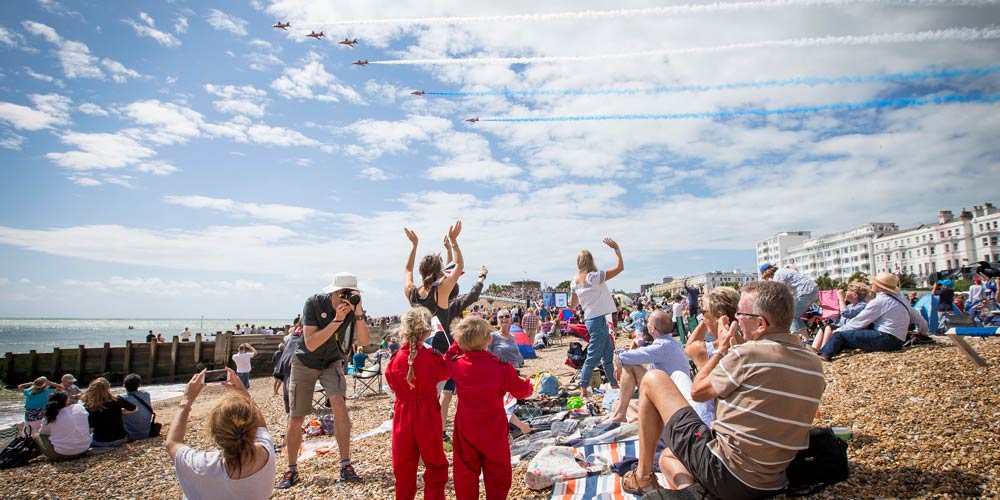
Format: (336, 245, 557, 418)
(400, 307, 434, 388)
(207, 394, 260, 477)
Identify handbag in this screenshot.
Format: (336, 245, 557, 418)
(128, 393, 161, 438)
(0, 427, 39, 469)
(785, 427, 849, 496)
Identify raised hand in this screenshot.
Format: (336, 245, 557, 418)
(448, 220, 463, 242)
(184, 369, 207, 401)
(404, 228, 419, 246)
(443, 234, 452, 249)
(603, 238, 620, 252)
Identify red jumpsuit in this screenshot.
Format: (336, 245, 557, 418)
(385, 342, 450, 500)
(446, 343, 534, 500)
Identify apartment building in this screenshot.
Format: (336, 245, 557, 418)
(755, 231, 811, 275)
(784, 223, 897, 282)
(649, 270, 756, 297)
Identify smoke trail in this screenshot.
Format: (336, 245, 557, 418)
(427, 66, 1000, 97)
(371, 26, 1000, 65)
(297, 0, 1000, 27)
(478, 94, 1000, 122)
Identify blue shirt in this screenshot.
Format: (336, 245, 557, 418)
(836, 300, 868, 326)
(629, 310, 648, 335)
(121, 390, 152, 441)
(352, 353, 369, 371)
(23, 388, 54, 410)
(616, 336, 690, 377)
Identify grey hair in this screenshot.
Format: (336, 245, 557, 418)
(741, 281, 794, 331)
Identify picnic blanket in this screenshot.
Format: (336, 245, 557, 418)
(550, 441, 676, 500)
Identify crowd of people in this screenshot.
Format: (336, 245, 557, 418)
(13, 216, 998, 500)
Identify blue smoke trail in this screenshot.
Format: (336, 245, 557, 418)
(430, 66, 1000, 98)
(479, 94, 1000, 122)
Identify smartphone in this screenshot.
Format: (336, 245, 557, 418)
(204, 369, 228, 383)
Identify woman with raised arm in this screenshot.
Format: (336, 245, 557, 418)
(570, 238, 623, 398)
(403, 221, 464, 353)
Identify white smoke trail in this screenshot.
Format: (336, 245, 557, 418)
(295, 0, 1000, 27)
(370, 26, 1000, 65)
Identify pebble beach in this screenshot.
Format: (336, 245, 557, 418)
(1, 334, 998, 499)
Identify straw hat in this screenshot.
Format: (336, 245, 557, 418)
(32, 376, 49, 389)
(871, 272, 901, 294)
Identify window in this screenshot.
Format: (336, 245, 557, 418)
(985, 237, 990, 246)
(993, 236, 999, 246)
(945, 244, 950, 251)
(940, 232, 945, 238)
(948, 230, 953, 236)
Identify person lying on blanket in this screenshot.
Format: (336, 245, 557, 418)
(624, 281, 826, 500)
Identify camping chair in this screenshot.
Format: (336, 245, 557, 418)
(351, 353, 384, 398)
(945, 326, 998, 367)
(312, 381, 330, 414)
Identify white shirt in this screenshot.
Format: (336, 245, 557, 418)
(174, 428, 276, 500)
(40, 402, 91, 456)
(838, 291, 928, 341)
(571, 270, 616, 320)
(672, 303, 683, 319)
(232, 352, 255, 373)
(969, 285, 983, 302)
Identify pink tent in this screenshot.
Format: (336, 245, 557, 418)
(819, 290, 840, 320)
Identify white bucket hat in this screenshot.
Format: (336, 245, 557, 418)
(323, 272, 361, 294)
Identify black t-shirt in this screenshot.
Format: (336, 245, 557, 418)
(937, 289, 955, 311)
(296, 293, 352, 370)
(146, 333, 155, 342)
(88, 396, 137, 442)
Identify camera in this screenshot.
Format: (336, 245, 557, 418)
(340, 289, 360, 306)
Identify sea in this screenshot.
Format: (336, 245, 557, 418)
(0, 318, 288, 428)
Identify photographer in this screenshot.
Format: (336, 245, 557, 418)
(277, 272, 371, 489)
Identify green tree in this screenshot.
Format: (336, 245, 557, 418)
(814, 273, 841, 291)
(952, 279, 972, 292)
(846, 271, 870, 285)
(556, 280, 571, 290)
(898, 273, 918, 290)
(485, 283, 503, 295)
(717, 282, 741, 289)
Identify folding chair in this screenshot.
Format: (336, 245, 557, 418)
(312, 381, 330, 414)
(945, 326, 998, 367)
(351, 354, 384, 398)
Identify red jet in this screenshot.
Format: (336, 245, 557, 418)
(338, 38, 359, 47)
(410, 90, 425, 96)
(465, 117, 479, 123)
(306, 31, 325, 39)
(272, 22, 290, 30)
(352, 59, 368, 66)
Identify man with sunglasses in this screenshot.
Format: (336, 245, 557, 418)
(622, 281, 826, 499)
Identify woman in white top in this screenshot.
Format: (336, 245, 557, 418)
(32, 391, 91, 461)
(569, 238, 624, 397)
(167, 368, 275, 500)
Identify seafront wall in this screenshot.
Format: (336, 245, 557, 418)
(1, 327, 387, 387)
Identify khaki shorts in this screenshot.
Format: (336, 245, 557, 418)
(289, 356, 347, 417)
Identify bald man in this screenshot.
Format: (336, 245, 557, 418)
(605, 310, 689, 423)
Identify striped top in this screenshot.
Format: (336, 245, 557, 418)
(708, 331, 826, 491)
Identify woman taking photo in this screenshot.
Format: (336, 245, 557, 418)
(81, 377, 136, 448)
(33, 391, 91, 461)
(167, 368, 275, 500)
(570, 238, 623, 397)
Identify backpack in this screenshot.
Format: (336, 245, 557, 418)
(565, 342, 585, 369)
(785, 427, 849, 496)
(0, 429, 38, 469)
(534, 372, 560, 396)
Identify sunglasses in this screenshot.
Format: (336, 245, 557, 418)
(498, 315, 511, 319)
(735, 311, 769, 323)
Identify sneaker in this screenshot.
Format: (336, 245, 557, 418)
(340, 463, 362, 482)
(277, 469, 300, 489)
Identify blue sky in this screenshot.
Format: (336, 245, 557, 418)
(0, 0, 998, 318)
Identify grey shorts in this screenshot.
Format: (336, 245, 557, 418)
(288, 357, 346, 417)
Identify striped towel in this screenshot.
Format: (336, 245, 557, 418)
(550, 441, 676, 500)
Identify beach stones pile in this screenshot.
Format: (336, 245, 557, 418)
(0, 335, 997, 499)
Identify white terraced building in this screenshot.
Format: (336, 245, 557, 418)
(873, 203, 1000, 286)
(755, 231, 811, 275)
(783, 223, 898, 282)
(649, 270, 757, 297)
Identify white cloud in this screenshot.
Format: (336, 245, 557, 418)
(343, 115, 452, 160)
(207, 9, 248, 36)
(295, 158, 312, 167)
(270, 53, 363, 104)
(77, 102, 108, 116)
(68, 176, 102, 187)
(0, 131, 26, 150)
(121, 100, 205, 144)
(46, 132, 156, 170)
(23, 67, 64, 87)
(246, 39, 283, 71)
(136, 161, 179, 176)
(247, 123, 323, 148)
(204, 84, 267, 116)
(22, 21, 141, 82)
(0, 27, 33, 51)
(0, 93, 71, 130)
(364, 80, 400, 104)
(360, 167, 391, 181)
(163, 195, 333, 223)
(174, 16, 189, 34)
(63, 276, 269, 298)
(124, 15, 182, 47)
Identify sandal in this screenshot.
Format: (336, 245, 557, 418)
(621, 469, 661, 495)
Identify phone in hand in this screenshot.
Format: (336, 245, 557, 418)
(204, 369, 228, 383)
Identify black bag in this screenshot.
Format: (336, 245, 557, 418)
(785, 427, 849, 496)
(565, 341, 585, 369)
(0, 431, 38, 469)
(128, 393, 161, 438)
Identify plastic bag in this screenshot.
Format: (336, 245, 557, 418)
(524, 445, 587, 490)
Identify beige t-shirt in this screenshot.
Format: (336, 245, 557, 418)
(708, 331, 826, 491)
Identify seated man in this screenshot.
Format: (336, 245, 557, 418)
(623, 281, 826, 499)
(121, 373, 153, 441)
(604, 310, 686, 423)
(818, 272, 928, 362)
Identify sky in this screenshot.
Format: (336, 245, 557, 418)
(0, 0, 998, 319)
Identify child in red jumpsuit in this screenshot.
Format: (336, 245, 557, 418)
(385, 307, 450, 500)
(446, 316, 534, 500)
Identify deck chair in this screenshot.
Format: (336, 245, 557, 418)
(351, 353, 384, 398)
(945, 326, 998, 367)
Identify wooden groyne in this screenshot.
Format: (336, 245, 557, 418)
(1, 327, 387, 388)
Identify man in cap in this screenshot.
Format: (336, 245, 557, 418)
(60, 374, 82, 405)
(278, 272, 370, 488)
(817, 272, 928, 361)
(932, 279, 956, 313)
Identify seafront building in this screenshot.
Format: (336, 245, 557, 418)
(648, 270, 757, 297)
(757, 202, 999, 287)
